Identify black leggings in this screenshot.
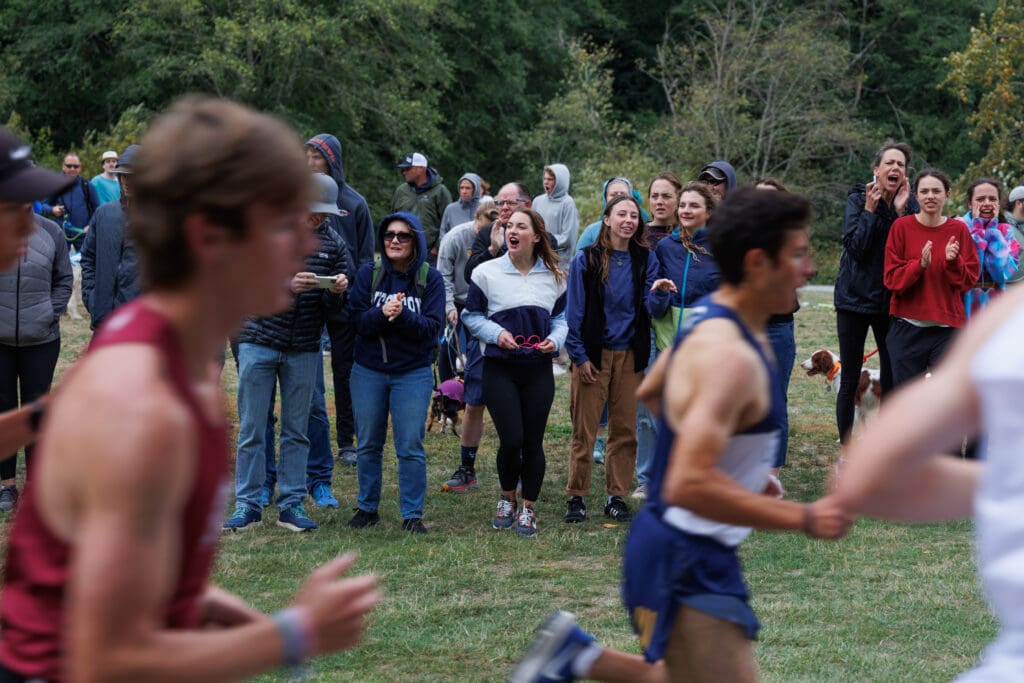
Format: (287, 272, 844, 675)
(482, 357, 554, 501)
(0, 340, 60, 480)
(835, 309, 892, 443)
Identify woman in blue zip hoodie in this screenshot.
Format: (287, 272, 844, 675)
(463, 208, 567, 537)
(347, 211, 445, 534)
(648, 182, 722, 349)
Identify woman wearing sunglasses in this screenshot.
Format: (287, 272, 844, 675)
(346, 211, 445, 534)
(462, 208, 568, 536)
(564, 195, 659, 526)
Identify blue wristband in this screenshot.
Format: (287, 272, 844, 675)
(273, 608, 308, 667)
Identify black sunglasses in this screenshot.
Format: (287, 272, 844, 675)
(383, 231, 414, 244)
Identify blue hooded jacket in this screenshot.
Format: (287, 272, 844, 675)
(699, 160, 737, 193)
(348, 211, 445, 373)
(305, 134, 375, 270)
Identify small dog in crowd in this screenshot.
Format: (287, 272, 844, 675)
(801, 348, 881, 429)
(427, 378, 465, 437)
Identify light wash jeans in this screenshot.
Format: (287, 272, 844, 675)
(235, 343, 318, 511)
(350, 363, 433, 520)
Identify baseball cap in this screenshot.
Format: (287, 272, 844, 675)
(697, 165, 727, 183)
(101, 150, 118, 161)
(111, 144, 140, 175)
(1009, 186, 1024, 204)
(0, 127, 74, 202)
(397, 152, 428, 169)
(309, 173, 342, 216)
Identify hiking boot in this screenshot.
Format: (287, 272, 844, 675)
(277, 504, 318, 532)
(347, 508, 380, 529)
(310, 482, 339, 508)
(223, 504, 261, 531)
(493, 495, 517, 530)
(0, 485, 17, 512)
(516, 505, 538, 537)
(592, 435, 606, 464)
(260, 486, 272, 508)
(630, 483, 648, 501)
(338, 446, 358, 467)
(509, 610, 597, 683)
(604, 496, 632, 522)
(441, 465, 479, 493)
(401, 517, 428, 534)
(563, 496, 586, 524)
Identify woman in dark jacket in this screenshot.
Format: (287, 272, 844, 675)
(564, 195, 658, 525)
(347, 211, 445, 534)
(0, 215, 72, 510)
(834, 140, 917, 442)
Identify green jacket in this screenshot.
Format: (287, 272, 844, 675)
(390, 168, 452, 252)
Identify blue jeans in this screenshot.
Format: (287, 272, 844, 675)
(350, 362, 433, 519)
(264, 349, 335, 492)
(766, 319, 796, 468)
(235, 343, 319, 511)
(635, 333, 658, 486)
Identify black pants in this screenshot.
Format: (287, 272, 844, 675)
(0, 339, 60, 481)
(327, 321, 356, 449)
(835, 309, 892, 443)
(886, 317, 955, 388)
(0, 662, 51, 683)
(437, 303, 464, 384)
(482, 357, 554, 501)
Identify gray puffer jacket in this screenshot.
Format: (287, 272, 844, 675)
(0, 216, 73, 346)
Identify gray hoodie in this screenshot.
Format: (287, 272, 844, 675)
(531, 163, 579, 269)
(439, 172, 482, 240)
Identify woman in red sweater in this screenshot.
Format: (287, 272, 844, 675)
(884, 169, 979, 387)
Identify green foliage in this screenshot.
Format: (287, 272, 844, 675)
(942, 0, 1024, 187)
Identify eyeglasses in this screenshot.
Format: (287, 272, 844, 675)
(514, 334, 542, 349)
(383, 231, 414, 244)
(64, 164, 81, 169)
(496, 200, 521, 208)
(698, 174, 724, 184)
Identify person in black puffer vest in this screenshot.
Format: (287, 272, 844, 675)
(225, 173, 351, 534)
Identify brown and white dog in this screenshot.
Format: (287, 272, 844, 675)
(800, 349, 881, 428)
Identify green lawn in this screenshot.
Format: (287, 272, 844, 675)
(24, 290, 997, 681)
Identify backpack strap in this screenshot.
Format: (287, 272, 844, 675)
(371, 258, 428, 297)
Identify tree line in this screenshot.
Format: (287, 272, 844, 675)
(2, 0, 1016, 278)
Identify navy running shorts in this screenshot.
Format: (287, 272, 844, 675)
(622, 506, 760, 662)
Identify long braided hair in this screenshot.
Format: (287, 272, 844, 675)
(677, 181, 718, 262)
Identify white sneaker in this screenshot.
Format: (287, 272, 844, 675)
(630, 483, 647, 500)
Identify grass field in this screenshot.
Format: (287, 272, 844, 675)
(24, 289, 996, 682)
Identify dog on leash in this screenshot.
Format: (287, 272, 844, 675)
(800, 349, 881, 429)
(427, 378, 465, 437)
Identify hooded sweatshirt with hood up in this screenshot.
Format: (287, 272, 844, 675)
(699, 160, 737, 194)
(439, 173, 481, 241)
(348, 211, 445, 374)
(390, 168, 453, 253)
(531, 164, 580, 268)
(305, 134, 375, 270)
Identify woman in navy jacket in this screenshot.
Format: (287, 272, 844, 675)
(347, 211, 444, 534)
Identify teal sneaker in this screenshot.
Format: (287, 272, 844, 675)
(223, 504, 261, 531)
(592, 435, 606, 464)
(277, 504, 318, 532)
(310, 482, 339, 508)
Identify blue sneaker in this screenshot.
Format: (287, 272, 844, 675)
(223, 504, 261, 531)
(277, 504, 318, 532)
(510, 611, 596, 683)
(310, 482, 339, 508)
(260, 486, 272, 508)
(592, 435, 606, 464)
